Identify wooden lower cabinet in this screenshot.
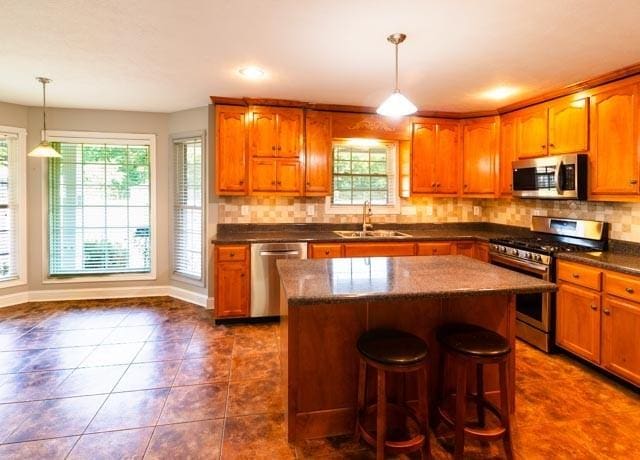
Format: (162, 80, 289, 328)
(601, 295, 640, 385)
(556, 281, 601, 364)
(343, 242, 415, 257)
(474, 242, 490, 262)
(308, 243, 343, 259)
(214, 245, 250, 318)
(416, 242, 452, 256)
(453, 241, 475, 258)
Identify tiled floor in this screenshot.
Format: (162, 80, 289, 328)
(0, 297, 638, 459)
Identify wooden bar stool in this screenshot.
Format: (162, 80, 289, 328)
(435, 323, 513, 460)
(355, 329, 431, 460)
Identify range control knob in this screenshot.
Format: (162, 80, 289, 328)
(535, 254, 543, 262)
(510, 248, 518, 256)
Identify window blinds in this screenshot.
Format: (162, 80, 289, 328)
(0, 134, 19, 281)
(48, 142, 152, 275)
(173, 138, 203, 280)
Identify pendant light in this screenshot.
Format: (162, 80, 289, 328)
(28, 77, 61, 158)
(376, 33, 417, 117)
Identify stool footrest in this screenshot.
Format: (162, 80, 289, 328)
(357, 402, 426, 454)
(437, 395, 507, 441)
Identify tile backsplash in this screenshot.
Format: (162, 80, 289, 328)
(217, 196, 640, 242)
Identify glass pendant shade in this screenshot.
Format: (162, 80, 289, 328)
(29, 140, 61, 158)
(376, 90, 418, 117)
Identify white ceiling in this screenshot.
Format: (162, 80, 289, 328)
(2, 0, 640, 113)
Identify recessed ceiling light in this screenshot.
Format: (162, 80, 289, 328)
(481, 86, 519, 100)
(238, 66, 265, 79)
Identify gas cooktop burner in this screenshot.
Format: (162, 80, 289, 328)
(490, 237, 590, 254)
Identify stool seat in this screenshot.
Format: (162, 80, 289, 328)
(436, 323, 510, 358)
(357, 329, 428, 366)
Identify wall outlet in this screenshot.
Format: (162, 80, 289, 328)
(306, 204, 315, 216)
(473, 206, 482, 216)
(425, 206, 433, 216)
(240, 205, 249, 216)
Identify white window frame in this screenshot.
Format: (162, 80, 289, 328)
(0, 126, 27, 288)
(170, 131, 206, 287)
(325, 139, 401, 215)
(42, 130, 157, 284)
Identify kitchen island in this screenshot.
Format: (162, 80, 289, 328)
(277, 255, 556, 442)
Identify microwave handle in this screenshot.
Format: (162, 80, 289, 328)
(554, 160, 564, 194)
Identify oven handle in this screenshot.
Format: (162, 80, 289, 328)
(489, 253, 550, 276)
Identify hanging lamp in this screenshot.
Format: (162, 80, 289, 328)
(376, 33, 417, 117)
(28, 77, 61, 158)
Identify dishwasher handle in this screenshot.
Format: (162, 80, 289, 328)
(259, 250, 300, 256)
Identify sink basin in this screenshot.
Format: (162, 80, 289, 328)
(333, 230, 412, 239)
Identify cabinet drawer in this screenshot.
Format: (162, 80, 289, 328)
(416, 242, 452, 256)
(605, 271, 640, 303)
(343, 243, 415, 257)
(557, 260, 602, 290)
(309, 243, 343, 259)
(216, 245, 247, 262)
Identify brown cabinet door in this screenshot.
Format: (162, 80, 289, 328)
(453, 241, 475, 257)
(474, 242, 490, 262)
(277, 108, 303, 158)
(556, 282, 601, 364)
(589, 83, 639, 196)
(601, 295, 640, 385)
(462, 119, 497, 195)
(215, 106, 247, 194)
(215, 245, 250, 319)
(250, 108, 278, 157)
(435, 122, 460, 194)
(276, 159, 302, 193)
(305, 111, 332, 195)
(416, 242, 452, 256)
(343, 243, 415, 257)
(548, 97, 589, 154)
(250, 158, 277, 192)
(499, 115, 517, 195)
(309, 243, 343, 259)
(516, 106, 548, 158)
(411, 122, 437, 194)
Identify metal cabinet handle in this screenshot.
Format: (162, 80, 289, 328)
(603, 309, 611, 315)
(626, 287, 635, 294)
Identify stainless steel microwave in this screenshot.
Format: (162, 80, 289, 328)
(512, 153, 588, 200)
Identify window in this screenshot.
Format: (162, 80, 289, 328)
(172, 136, 204, 281)
(0, 126, 26, 286)
(326, 140, 399, 214)
(47, 132, 155, 278)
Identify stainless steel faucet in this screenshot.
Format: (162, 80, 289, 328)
(362, 200, 373, 233)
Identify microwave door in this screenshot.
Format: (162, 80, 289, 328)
(554, 159, 564, 194)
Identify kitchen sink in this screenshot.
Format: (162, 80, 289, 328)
(333, 230, 412, 239)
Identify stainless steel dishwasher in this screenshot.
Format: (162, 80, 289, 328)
(250, 242, 307, 317)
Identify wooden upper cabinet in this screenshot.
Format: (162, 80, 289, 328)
(304, 111, 332, 195)
(250, 108, 279, 157)
(435, 122, 460, 194)
(547, 97, 589, 154)
(249, 107, 303, 158)
(556, 282, 601, 364)
(499, 114, 517, 195)
(411, 121, 459, 195)
(277, 159, 302, 193)
(515, 105, 548, 158)
(215, 105, 248, 195)
(249, 158, 302, 194)
(250, 158, 277, 192)
(411, 122, 437, 193)
(589, 83, 639, 196)
(462, 118, 497, 196)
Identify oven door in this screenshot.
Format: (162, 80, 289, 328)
(489, 253, 551, 332)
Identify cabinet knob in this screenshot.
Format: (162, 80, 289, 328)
(431, 182, 436, 187)
(631, 179, 638, 185)
(572, 273, 580, 278)
(603, 308, 611, 315)
(626, 287, 635, 294)
(306, 182, 311, 186)
(277, 181, 282, 185)
(229, 253, 235, 257)
(272, 146, 276, 150)
(541, 145, 547, 149)
(240, 273, 245, 277)
(436, 183, 440, 187)
(271, 181, 276, 185)
(590, 304, 597, 311)
(324, 250, 330, 255)
(549, 143, 555, 148)
(277, 146, 282, 150)
(239, 180, 244, 185)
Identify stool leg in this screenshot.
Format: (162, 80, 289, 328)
(454, 361, 467, 460)
(377, 369, 387, 460)
(476, 363, 485, 428)
(499, 360, 514, 460)
(433, 352, 446, 429)
(417, 365, 431, 460)
(355, 358, 367, 441)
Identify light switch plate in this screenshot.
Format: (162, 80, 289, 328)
(473, 206, 482, 216)
(306, 204, 315, 216)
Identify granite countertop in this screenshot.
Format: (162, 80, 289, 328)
(556, 251, 640, 277)
(277, 255, 557, 306)
(211, 223, 530, 245)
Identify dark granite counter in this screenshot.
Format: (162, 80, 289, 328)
(556, 251, 640, 276)
(277, 255, 556, 306)
(211, 222, 531, 244)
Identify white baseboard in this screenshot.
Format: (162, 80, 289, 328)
(0, 285, 212, 309)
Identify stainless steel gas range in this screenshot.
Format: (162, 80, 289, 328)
(489, 216, 607, 352)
